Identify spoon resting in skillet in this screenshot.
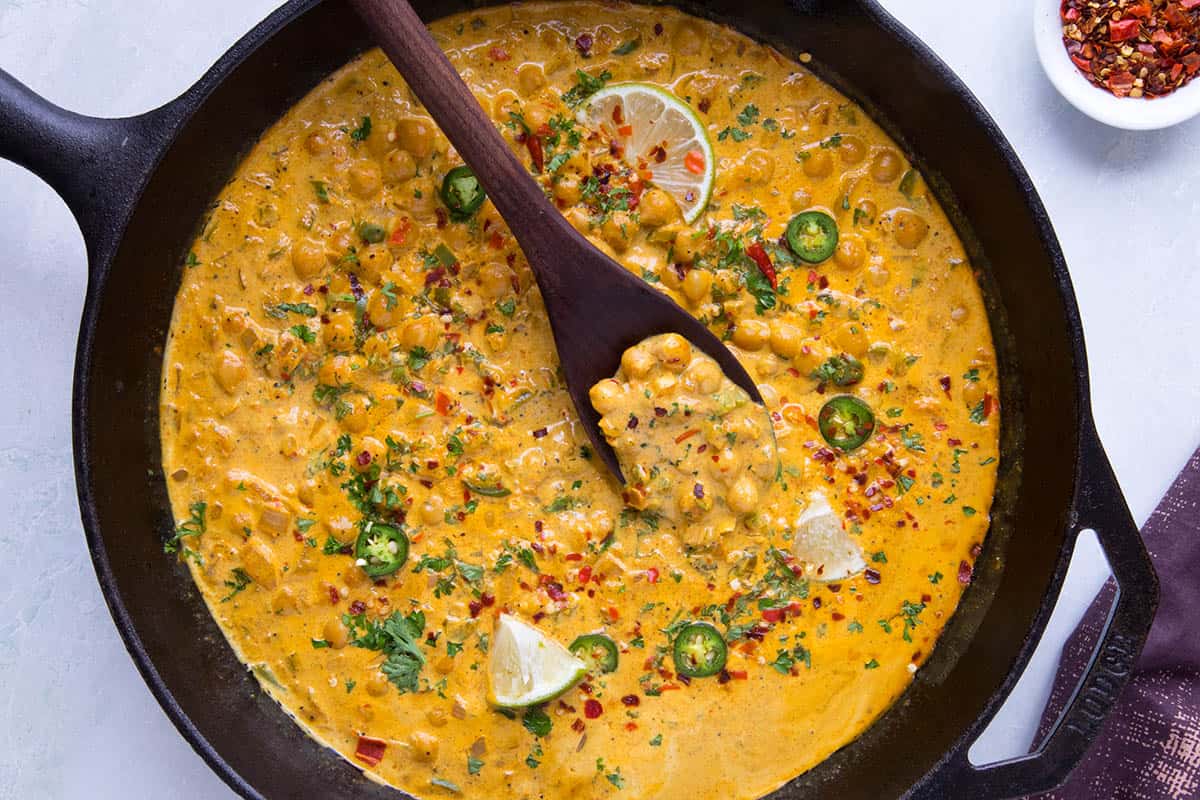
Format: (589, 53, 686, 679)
(346, 0, 764, 482)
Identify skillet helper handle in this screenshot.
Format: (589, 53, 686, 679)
(0, 67, 171, 266)
(911, 418, 1158, 799)
(345, 0, 573, 265)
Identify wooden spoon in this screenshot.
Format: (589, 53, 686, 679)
(348, 0, 763, 481)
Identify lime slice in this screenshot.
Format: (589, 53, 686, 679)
(791, 491, 866, 582)
(488, 614, 587, 709)
(578, 82, 715, 224)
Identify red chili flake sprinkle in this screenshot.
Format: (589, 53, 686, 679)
(544, 581, 568, 602)
(469, 599, 483, 618)
(327, 585, 341, 604)
(356, 450, 372, 467)
(698, 97, 711, 113)
(762, 607, 786, 623)
(565, 552, 583, 562)
(717, 670, 731, 685)
(578, 566, 593, 584)
(575, 32, 594, 56)
(654, 22, 664, 35)
(939, 375, 952, 397)
(302, 284, 314, 295)
(654, 406, 668, 417)
(728, 669, 749, 680)
(348, 600, 366, 615)
(625, 722, 638, 731)
(627, 414, 640, 430)
(572, 718, 586, 733)
(864, 568, 882, 584)
(812, 597, 823, 609)
(355, 736, 387, 766)
(813, 447, 837, 464)
(645, 567, 660, 584)
(584, 699, 603, 718)
(693, 483, 705, 499)
(958, 560, 974, 585)
(831, 611, 845, 621)
(1061, 0, 1200, 98)
(621, 694, 641, 707)
(532, 427, 548, 438)
(488, 46, 511, 61)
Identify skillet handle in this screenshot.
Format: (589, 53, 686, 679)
(909, 417, 1158, 799)
(0, 67, 174, 268)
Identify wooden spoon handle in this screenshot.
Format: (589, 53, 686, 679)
(347, 0, 567, 256)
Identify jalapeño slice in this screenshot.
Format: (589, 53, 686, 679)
(786, 210, 839, 263)
(672, 621, 727, 678)
(569, 633, 619, 674)
(818, 395, 876, 451)
(354, 522, 409, 578)
(439, 165, 486, 221)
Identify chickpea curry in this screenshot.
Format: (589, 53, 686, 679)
(159, 3, 1001, 800)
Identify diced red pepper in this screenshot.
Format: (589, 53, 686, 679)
(1109, 19, 1141, 42)
(645, 567, 660, 584)
(355, 736, 387, 767)
(617, 124, 634, 137)
(1125, 1, 1152, 19)
(746, 242, 778, 289)
(761, 607, 786, 623)
(983, 392, 998, 419)
(578, 565, 593, 584)
(435, 391, 452, 416)
(389, 217, 412, 245)
(727, 669, 749, 680)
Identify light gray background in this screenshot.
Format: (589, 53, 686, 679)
(1, 1, 1196, 797)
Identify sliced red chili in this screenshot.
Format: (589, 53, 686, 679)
(355, 735, 387, 767)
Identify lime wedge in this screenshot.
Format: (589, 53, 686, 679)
(578, 82, 715, 224)
(792, 491, 866, 582)
(488, 614, 587, 709)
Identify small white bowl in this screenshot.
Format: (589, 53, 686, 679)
(1034, 1, 1200, 130)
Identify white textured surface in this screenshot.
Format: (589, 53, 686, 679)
(0, 1, 1196, 797)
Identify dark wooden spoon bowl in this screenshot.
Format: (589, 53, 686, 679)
(348, 0, 763, 481)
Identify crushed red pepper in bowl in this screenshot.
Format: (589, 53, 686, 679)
(1061, 0, 1200, 98)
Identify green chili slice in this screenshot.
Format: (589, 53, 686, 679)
(569, 633, 619, 674)
(353, 522, 409, 577)
(462, 478, 512, 498)
(786, 210, 839, 263)
(439, 165, 486, 221)
(812, 354, 864, 386)
(818, 395, 876, 451)
(357, 221, 386, 244)
(672, 621, 727, 678)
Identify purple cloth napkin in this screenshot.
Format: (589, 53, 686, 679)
(1028, 447, 1200, 800)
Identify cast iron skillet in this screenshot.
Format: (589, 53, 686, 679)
(0, 1, 1159, 798)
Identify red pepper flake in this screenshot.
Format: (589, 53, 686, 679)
(488, 46, 511, 61)
(864, 568, 882, 584)
(327, 585, 341, 604)
(645, 567, 660, 584)
(354, 735, 387, 767)
(958, 560, 974, 584)
(939, 375, 952, 397)
(572, 717, 586, 733)
(584, 699, 603, 718)
(532, 427, 548, 439)
(746, 242, 778, 289)
(578, 565, 593, 584)
(1061, 0, 1200, 98)
(575, 32, 594, 57)
(544, 581, 568, 602)
(435, 391, 451, 416)
(356, 450, 372, 467)
(621, 694, 640, 707)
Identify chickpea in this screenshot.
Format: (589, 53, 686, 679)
(732, 319, 770, 350)
(401, 316, 440, 350)
(383, 148, 417, 183)
(291, 239, 327, 280)
(835, 322, 870, 358)
(421, 494, 446, 525)
(553, 174, 582, 206)
(891, 209, 929, 248)
(410, 732, 440, 762)
(215, 350, 246, 393)
(348, 160, 382, 199)
(638, 188, 679, 227)
(855, 199, 878, 226)
(340, 397, 370, 433)
(323, 617, 349, 649)
(395, 117, 437, 159)
(658, 261, 683, 289)
(870, 148, 904, 183)
(366, 289, 402, 329)
(793, 343, 827, 374)
(589, 379, 625, 415)
(769, 321, 803, 359)
(317, 355, 351, 387)
(790, 188, 813, 213)
(365, 116, 396, 158)
(357, 245, 393, 283)
(366, 672, 391, 697)
(839, 135, 867, 165)
(739, 150, 776, 184)
(834, 234, 867, 271)
(304, 129, 332, 156)
(477, 261, 514, 299)
(426, 708, 448, 728)
(727, 474, 760, 514)
(685, 359, 723, 394)
(802, 149, 833, 179)
(324, 311, 356, 352)
(681, 268, 712, 304)
(655, 334, 691, 372)
(621, 344, 656, 379)
(962, 377, 986, 406)
(672, 228, 703, 264)
(673, 22, 704, 55)
(601, 211, 634, 252)
(517, 63, 547, 97)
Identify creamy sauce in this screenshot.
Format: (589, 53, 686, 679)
(159, 4, 1000, 798)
